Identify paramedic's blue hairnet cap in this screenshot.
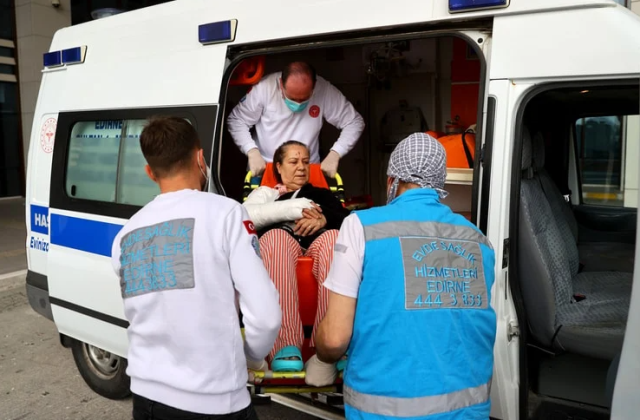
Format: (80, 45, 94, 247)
(387, 133, 448, 203)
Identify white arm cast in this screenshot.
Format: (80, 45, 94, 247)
(243, 186, 315, 230)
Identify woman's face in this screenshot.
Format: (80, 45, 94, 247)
(277, 144, 310, 191)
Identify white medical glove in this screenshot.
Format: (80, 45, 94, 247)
(320, 150, 340, 178)
(304, 355, 338, 387)
(248, 148, 267, 177)
(246, 358, 269, 382)
(246, 358, 268, 372)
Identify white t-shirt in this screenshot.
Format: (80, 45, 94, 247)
(110, 189, 281, 415)
(323, 213, 365, 298)
(227, 72, 365, 163)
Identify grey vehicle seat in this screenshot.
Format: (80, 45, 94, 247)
(518, 127, 632, 360)
(531, 131, 635, 273)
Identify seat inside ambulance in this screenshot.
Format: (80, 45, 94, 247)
(517, 84, 638, 409)
(218, 36, 484, 392)
(519, 127, 632, 360)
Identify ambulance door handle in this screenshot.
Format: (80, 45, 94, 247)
(508, 321, 520, 342)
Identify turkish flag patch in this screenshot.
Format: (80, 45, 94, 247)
(243, 220, 257, 235)
(309, 105, 320, 118)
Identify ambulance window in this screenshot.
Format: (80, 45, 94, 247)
(67, 121, 121, 202)
(117, 120, 159, 206)
(65, 119, 159, 205)
(574, 115, 639, 208)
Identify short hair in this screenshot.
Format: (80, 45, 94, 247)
(272, 140, 308, 183)
(281, 62, 317, 88)
(139, 116, 201, 177)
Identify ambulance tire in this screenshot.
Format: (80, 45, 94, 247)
(71, 339, 131, 400)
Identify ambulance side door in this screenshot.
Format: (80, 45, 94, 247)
(483, 78, 522, 420)
(47, 105, 218, 358)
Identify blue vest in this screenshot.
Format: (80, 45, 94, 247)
(343, 189, 496, 420)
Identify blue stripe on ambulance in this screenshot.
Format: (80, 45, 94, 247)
(30, 204, 123, 257)
(50, 214, 122, 257)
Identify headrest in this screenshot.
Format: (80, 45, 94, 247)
(532, 132, 546, 170)
(521, 127, 533, 173)
(259, 163, 329, 189)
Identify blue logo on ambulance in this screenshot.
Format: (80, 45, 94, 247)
(31, 205, 49, 235)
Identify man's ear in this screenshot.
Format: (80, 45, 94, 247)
(145, 165, 157, 183)
(387, 177, 393, 188)
(386, 176, 395, 199)
(196, 148, 206, 167)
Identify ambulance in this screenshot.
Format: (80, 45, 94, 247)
(24, 0, 640, 418)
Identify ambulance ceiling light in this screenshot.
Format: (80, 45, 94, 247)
(198, 19, 237, 45)
(43, 51, 62, 68)
(62, 46, 87, 65)
(43, 46, 88, 69)
(449, 0, 509, 13)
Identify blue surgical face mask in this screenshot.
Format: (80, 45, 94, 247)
(280, 78, 311, 113)
(284, 97, 309, 113)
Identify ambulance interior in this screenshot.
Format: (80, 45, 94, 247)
(218, 35, 482, 398)
(217, 35, 637, 415)
(219, 36, 480, 217)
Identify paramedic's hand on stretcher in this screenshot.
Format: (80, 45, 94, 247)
(246, 358, 268, 382)
(321, 150, 340, 178)
(246, 358, 268, 372)
(304, 355, 338, 387)
(248, 148, 266, 176)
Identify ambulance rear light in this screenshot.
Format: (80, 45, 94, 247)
(61, 46, 87, 65)
(449, 0, 509, 13)
(198, 19, 237, 45)
(43, 51, 62, 68)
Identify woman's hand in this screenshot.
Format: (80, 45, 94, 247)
(301, 203, 323, 220)
(294, 213, 327, 237)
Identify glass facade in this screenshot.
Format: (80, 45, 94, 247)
(0, 0, 22, 197)
(70, 0, 173, 25)
(0, 0, 15, 40)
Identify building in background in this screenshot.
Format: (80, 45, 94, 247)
(1, 0, 639, 199)
(2, 0, 171, 199)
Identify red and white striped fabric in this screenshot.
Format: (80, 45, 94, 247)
(259, 228, 338, 361)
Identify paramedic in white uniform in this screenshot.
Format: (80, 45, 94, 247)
(111, 116, 281, 420)
(227, 61, 365, 178)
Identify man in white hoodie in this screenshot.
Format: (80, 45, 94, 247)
(111, 116, 281, 420)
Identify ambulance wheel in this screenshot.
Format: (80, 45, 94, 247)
(71, 339, 131, 400)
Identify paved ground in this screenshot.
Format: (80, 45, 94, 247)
(0, 197, 27, 276)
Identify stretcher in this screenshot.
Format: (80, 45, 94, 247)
(428, 129, 476, 169)
(240, 163, 357, 394)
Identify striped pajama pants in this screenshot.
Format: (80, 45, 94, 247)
(259, 228, 338, 361)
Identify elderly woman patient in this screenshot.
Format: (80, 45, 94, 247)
(243, 140, 350, 372)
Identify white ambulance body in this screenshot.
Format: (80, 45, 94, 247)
(24, 0, 640, 418)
